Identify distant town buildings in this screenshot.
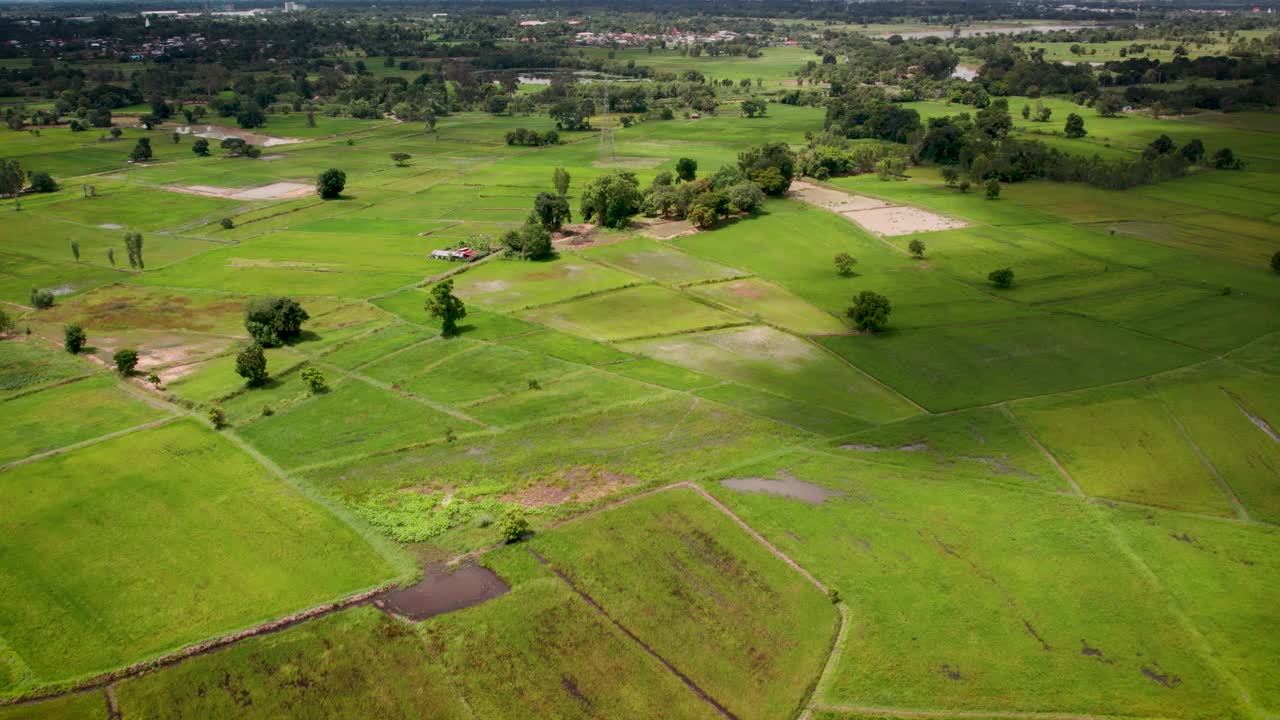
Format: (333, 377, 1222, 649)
(572, 28, 743, 47)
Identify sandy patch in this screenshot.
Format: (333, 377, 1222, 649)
(469, 280, 511, 293)
(98, 223, 123, 230)
(175, 123, 302, 148)
(844, 205, 967, 236)
(643, 218, 697, 240)
(789, 180, 890, 212)
(790, 179, 967, 236)
(164, 181, 312, 201)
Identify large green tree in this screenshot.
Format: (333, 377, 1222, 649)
(425, 279, 467, 336)
(532, 192, 571, 233)
(846, 290, 892, 333)
(244, 297, 309, 347)
(316, 168, 346, 199)
(580, 172, 642, 229)
(235, 343, 269, 385)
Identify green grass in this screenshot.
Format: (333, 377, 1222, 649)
(0, 374, 167, 465)
(578, 237, 746, 285)
(237, 377, 476, 469)
(525, 284, 744, 342)
(625, 325, 921, 426)
(420, 550, 723, 719)
(0, 420, 396, 691)
(165, 346, 304, 405)
(449, 257, 640, 311)
(707, 450, 1245, 719)
(821, 313, 1209, 412)
(0, 693, 108, 720)
(1106, 505, 1280, 711)
(0, 339, 91, 398)
(1011, 381, 1238, 515)
(115, 607, 469, 719)
(528, 487, 837, 720)
(686, 277, 850, 335)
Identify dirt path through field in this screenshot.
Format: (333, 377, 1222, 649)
(527, 547, 741, 720)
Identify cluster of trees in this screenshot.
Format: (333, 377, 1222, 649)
(504, 128, 560, 146)
(642, 161, 767, 229)
(919, 101, 1241, 191)
(244, 296, 309, 347)
(0, 159, 56, 197)
(796, 133, 911, 180)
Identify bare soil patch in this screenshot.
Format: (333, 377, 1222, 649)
(641, 218, 697, 240)
(844, 205, 967, 236)
(790, 179, 967, 236)
(789, 180, 889, 212)
(373, 561, 509, 621)
(839, 443, 883, 452)
(502, 466, 636, 508)
(176, 123, 302, 147)
(720, 472, 842, 504)
(165, 181, 313, 201)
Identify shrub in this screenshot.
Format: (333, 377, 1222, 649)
(220, 217, 234, 230)
(208, 406, 227, 429)
(113, 348, 139, 375)
(63, 324, 86, 354)
(316, 168, 346, 198)
(1271, 250, 1280, 274)
(30, 288, 54, 309)
(988, 267, 1015, 288)
(235, 343, 269, 385)
(833, 252, 857, 276)
(29, 172, 57, 193)
(300, 365, 328, 393)
(985, 178, 1001, 199)
(908, 239, 926, 259)
(497, 507, 529, 543)
(0, 309, 14, 335)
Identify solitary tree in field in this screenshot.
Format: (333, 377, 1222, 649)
(985, 179, 1001, 200)
(235, 343, 269, 386)
(532, 191, 571, 233)
(1271, 250, 1280, 274)
(316, 168, 346, 199)
(390, 152, 411, 167)
(909, 239, 926, 259)
(846, 291, 892, 333)
(70, 240, 80, 262)
(113, 348, 139, 375)
(123, 231, 145, 269)
(552, 167, 570, 196)
(244, 297, 309, 347)
(106, 248, 115, 266)
(1064, 113, 1087, 139)
(300, 366, 328, 393)
(833, 252, 857, 277)
(64, 324, 86, 354)
(425, 279, 467, 337)
(129, 137, 152, 161)
(676, 157, 698, 182)
(988, 267, 1015, 289)
(30, 288, 54, 309)
(192, 138, 210, 156)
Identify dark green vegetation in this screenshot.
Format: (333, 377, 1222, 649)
(1, 5, 1278, 720)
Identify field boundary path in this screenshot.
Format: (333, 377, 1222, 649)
(527, 547, 741, 720)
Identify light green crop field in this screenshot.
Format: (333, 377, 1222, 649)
(0, 420, 398, 692)
(2, 43, 1278, 720)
